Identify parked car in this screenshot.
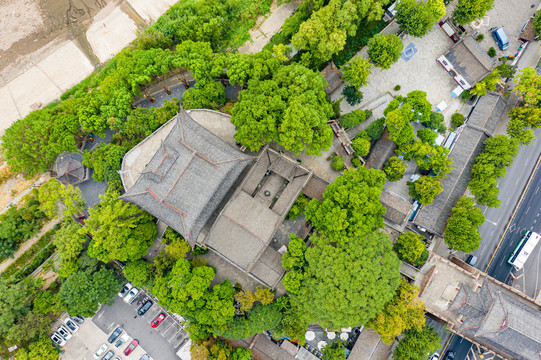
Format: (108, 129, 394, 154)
(114, 333, 130, 349)
(113, 357, 121, 360)
(102, 350, 114, 360)
(72, 315, 85, 324)
(466, 255, 477, 267)
(57, 325, 72, 340)
(123, 287, 139, 304)
(444, 351, 456, 360)
(430, 353, 440, 360)
(50, 332, 66, 347)
(124, 339, 139, 356)
(492, 28, 509, 51)
(138, 300, 153, 316)
(94, 344, 108, 359)
(139, 354, 150, 360)
(64, 317, 79, 332)
(151, 313, 166, 328)
(118, 283, 133, 298)
(108, 326, 123, 343)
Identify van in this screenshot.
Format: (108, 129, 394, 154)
(466, 255, 477, 267)
(492, 28, 509, 51)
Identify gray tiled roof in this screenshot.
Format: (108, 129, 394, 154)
(445, 35, 495, 84)
(380, 190, 411, 225)
(121, 108, 253, 245)
(365, 129, 396, 170)
(54, 152, 86, 185)
(414, 92, 508, 235)
(451, 280, 541, 360)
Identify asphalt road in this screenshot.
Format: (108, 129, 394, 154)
(474, 127, 541, 272)
(487, 154, 541, 292)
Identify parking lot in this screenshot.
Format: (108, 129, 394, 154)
(92, 289, 188, 360)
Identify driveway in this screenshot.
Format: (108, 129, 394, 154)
(93, 290, 188, 360)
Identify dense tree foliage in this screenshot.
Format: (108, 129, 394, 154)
(393, 326, 441, 360)
(365, 117, 386, 140)
(84, 194, 157, 263)
(507, 106, 541, 145)
(384, 157, 407, 182)
(59, 268, 121, 317)
(393, 232, 427, 265)
(444, 196, 485, 252)
(289, 231, 401, 329)
(82, 143, 127, 183)
(292, 0, 359, 64)
(0, 279, 31, 336)
(369, 280, 425, 344)
(220, 303, 282, 340)
(232, 64, 334, 155)
(305, 168, 386, 243)
(469, 135, 519, 207)
(352, 135, 371, 157)
(321, 342, 347, 360)
(342, 57, 372, 89)
(123, 259, 152, 288)
(340, 110, 369, 129)
(367, 34, 403, 70)
(54, 220, 87, 277)
(5, 311, 51, 345)
(37, 179, 85, 219)
(453, 0, 495, 25)
(15, 336, 59, 360)
(191, 337, 252, 360)
(408, 175, 443, 205)
(396, 0, 445, 37)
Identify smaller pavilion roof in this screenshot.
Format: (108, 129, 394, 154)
(54, 152, 87, 185)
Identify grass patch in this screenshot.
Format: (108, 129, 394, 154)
(2, 227, 58, 281)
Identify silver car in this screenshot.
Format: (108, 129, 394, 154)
(57, 325, 72, 340)
(50, 332, 66, 347)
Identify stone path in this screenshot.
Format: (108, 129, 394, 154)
(0, 218, 60, 274)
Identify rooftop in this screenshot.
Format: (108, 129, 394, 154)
(54, 152, 87, 186)
(380, 190, 411, 228)
(413, 92, 508, 235)
(120, 107, 252, 245)
(201, 147, 312, 287)
(365, 129, 396, 170)
(415, 253, 541, 360)
(444, 35, 495, 84)
(321, 62, 342, 95)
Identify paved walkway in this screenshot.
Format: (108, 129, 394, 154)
(0, 218, 60, 274)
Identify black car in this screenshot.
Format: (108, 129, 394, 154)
(108, 327, 123, 344)
(138, 300, 153, 316)
(444, 351, 455, 360)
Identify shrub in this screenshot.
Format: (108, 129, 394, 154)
(331, 155, 345, 171)
(488, 47, 496, 57)
(286, 194, 309, 220)
(351, 157, 362, 168)
(365, 118, 386, 140)
(340, 110, 367, 129)
(342, 86, 364, 106)
(393, 232, 426, 265)
(394, 85, 401, 91)
(475, 34, 484, 42)
(352, 136, 371, 157)
(451, 113, 465, 128)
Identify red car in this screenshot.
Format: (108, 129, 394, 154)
(151, 313, 166, 328)
(124, 339, 139, 356)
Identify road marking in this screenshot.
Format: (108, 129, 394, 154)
(485, 154, 541, 272)
(536, 186, 540, 195)
(485, 219, 498, 226)
(527, 206, 531, 214)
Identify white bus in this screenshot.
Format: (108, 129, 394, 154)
(508, 231, 541, 270)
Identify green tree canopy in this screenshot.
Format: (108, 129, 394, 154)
(369, 279, 425, 344)
(393, 326, 441, 360)
(83, 194, 157, 263)
(507, 106, 541, 145)
(290, 231, 401, 329)
(5, 311, 51, 345)
(514, 67, 541, 106)
(191, 337, 252, 360)
(367, 34, 404, 70)
(82, 143, 127, 183)
(37, 179, 85, 219)
(340, 109, 368, 129)
(292, 0, 359, 64)
(393, 232, 426, 264)
(469, 135, 519, 207)
(15, 336, 59, 360)
(396, 0, 446, 37)
(408, 176, 443, 205)
(59, 268, 121, 317)
(321, 342, 347, 360)
(384, 157, 407, 182)
(341, 57, 372, 89)
(305, 167, 387, 243)
(232, 64, 334, 155)
(123, 259, 152, 288)
(54, 220, 86, 264)
(0, 279, 31, 336)
(453, 0, 494, 25)
(444, 196, 485, 252)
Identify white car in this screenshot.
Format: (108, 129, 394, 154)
(57, 325, 72, 340)
(114, 333, 130, 349)
(123, 287, 139, 304)
(64, 317, 79, 332)
(118, 282, 133, 298)
(50, 332, 66, 347)
(431, 353, 440, 360)
(94, 343, 108, 359)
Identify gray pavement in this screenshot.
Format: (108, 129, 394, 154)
(93, 290, 188, 360)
